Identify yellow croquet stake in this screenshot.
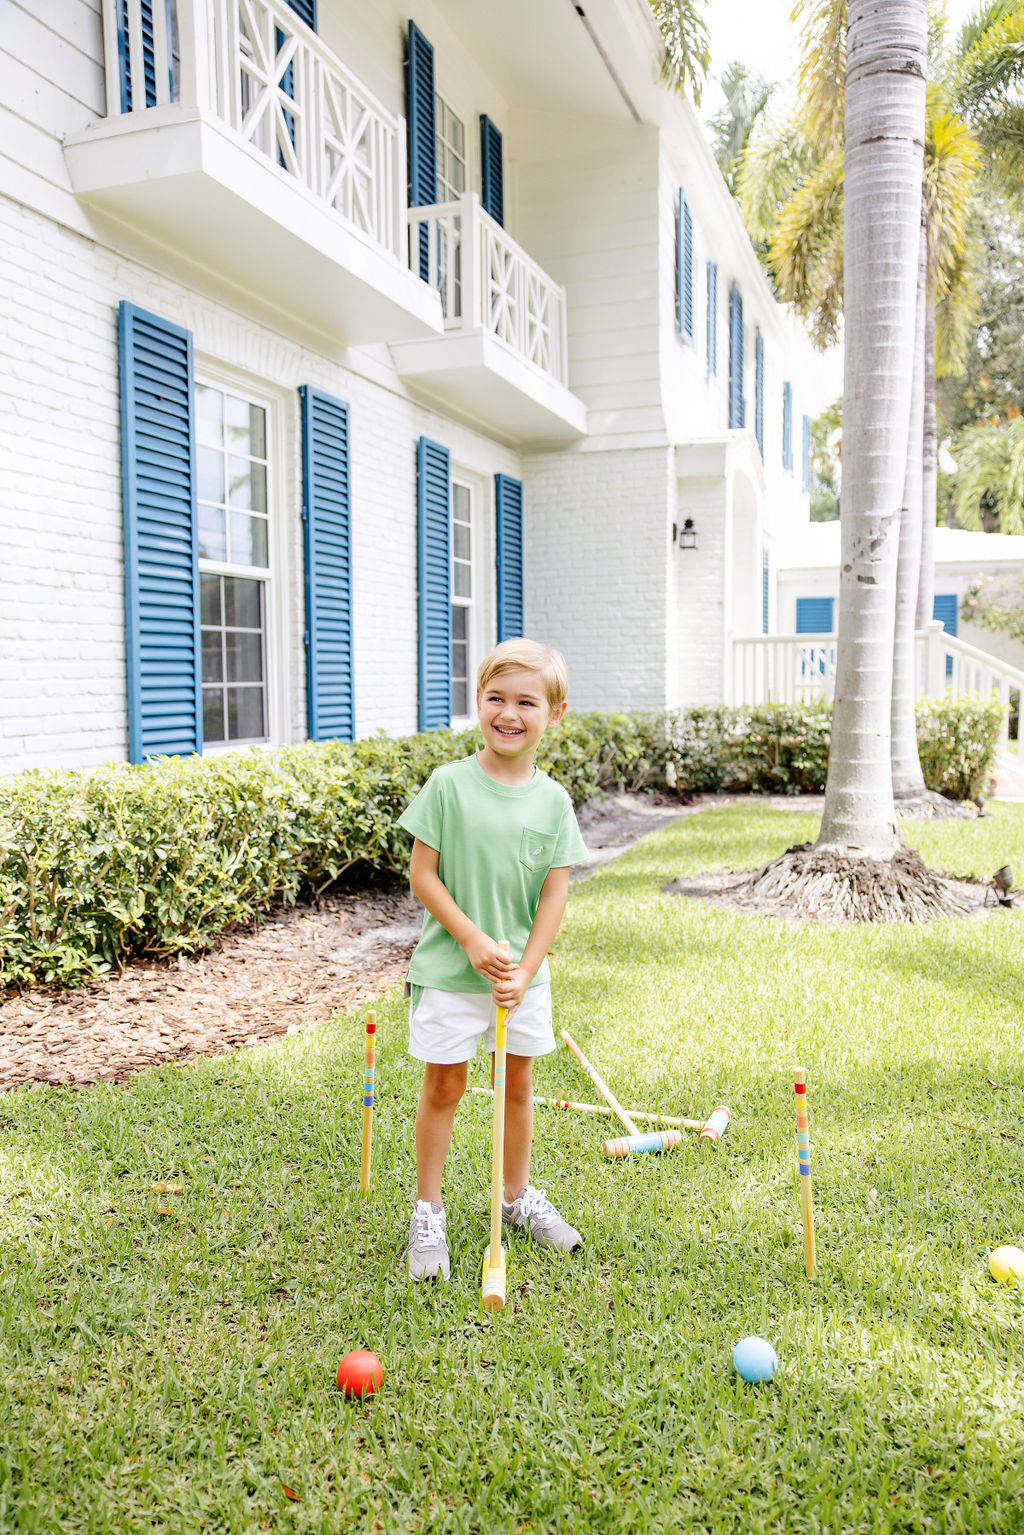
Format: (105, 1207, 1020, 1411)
(794, 1065, 816, 1278)
(482, 942, 511, 1312)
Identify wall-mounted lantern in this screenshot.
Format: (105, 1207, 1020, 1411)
(674, 517, 697, 550)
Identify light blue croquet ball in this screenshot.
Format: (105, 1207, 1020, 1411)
(732, 1336, 779, 1384)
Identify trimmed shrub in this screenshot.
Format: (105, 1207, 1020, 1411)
(0, 698, 1001, 991)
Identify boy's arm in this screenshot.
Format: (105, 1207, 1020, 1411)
(408, 839, 514, 982)
(492, 866, 570, 1013)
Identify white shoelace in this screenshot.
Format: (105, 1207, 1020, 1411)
(516, 1186, 557, 1224)
(412, 1201, 446, 1247)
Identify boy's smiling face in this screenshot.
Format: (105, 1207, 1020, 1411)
(477, 669, 566, 764)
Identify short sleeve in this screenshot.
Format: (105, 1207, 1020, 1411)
(550, 795, 589, 868)
(397, 770, 445, 851)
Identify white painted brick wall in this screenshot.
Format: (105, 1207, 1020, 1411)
(521, 447, 673, 712)
(0, 195, 519, 774)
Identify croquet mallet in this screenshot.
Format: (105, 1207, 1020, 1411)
(482, 943, 512, 1312)
(561, 1029, 684, 1157)
(469, 1086, 726, 1138)
(359, 1010, 376, 1194)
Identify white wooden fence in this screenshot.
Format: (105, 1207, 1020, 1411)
(101, 0, 406, 261)
(408, 194, 569, 385)
(729, 620, 1024, 761)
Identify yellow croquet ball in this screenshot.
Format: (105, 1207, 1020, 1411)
(988, 1245, 1024, 1285)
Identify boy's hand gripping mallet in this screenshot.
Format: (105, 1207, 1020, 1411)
(561, 1029, 684, 1156)
(482, 942, 512, 1312)
(359, 1010, 376, 1194)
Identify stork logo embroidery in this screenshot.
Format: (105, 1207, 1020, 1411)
(532, 846, 543, 856)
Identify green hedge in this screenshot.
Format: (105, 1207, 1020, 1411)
(0, 699, 1001, 991)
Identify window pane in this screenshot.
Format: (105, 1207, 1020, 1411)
(452, 641, 467, 681)
(453, 562, 471, 599)
(453, 522, 470, 562)
(452, 605, 467, 640)
(225, 393, 266, 457)
(228, 510, 269, 568)
(452, 483, 471, 520)
(198, 504, 228, 562)
(223, 577, 262, 629)
(200, 573, 222, 626)
(203, 686, 226, 743)
(451, 156, 465, 194)
(450, 115, 464, 156)
(201, 629, 224, 683)
(198, 446, 224, 504)
(195, 385, 223, 445)
(227, 686, 266, 740)
(227, 456, 267, 514)
(226, 629, 264, 684)
(453, 677, 468, 716)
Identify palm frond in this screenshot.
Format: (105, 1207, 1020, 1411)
(769, 147, 845, 348)
(648, 0, 712, 103)
(953, 3, 1024, 116)
(953, 415, 1024, 531)
(792, 0, 848, 152)
(736, 114, 817, 243)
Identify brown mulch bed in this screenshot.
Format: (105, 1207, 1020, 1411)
(0, 789, 697, 1094)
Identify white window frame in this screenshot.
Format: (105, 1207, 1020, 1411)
(449, 469, 488, 727)
(435, 90, 467, 204)
(193, 358, 291, 756)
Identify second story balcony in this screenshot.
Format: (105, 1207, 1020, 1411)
(64, 0, 443, 346)
(391, 195, 587, 446)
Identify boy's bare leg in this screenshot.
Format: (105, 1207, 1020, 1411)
(499, 1052, 534, 1200)
(415, 1061, 468, 1204)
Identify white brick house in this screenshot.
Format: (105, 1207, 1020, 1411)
(0, 0, 827, 774)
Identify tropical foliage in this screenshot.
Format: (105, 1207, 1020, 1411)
(707, 63, 775, 195)
(962, 568, 1024, 639)
(953, 414, 1024, 530)
(647, 0, 711, 101)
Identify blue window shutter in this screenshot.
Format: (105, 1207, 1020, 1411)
(796, 596, 834, 634)
(728, 283, 744, 428)
(406, 21, 436, 282)
(675, 192, 693, 342)
(116, 0, 175, 109)
(783, 382, 793, 471)
(762, 548, 770, 635)
(706, 260, 717, 375)
(301, 386, 354, 742)
(285, 0, 316, 26)
(118, 301, 200, 763)
(495, 475, 524, 642)
(934, 593, 958, 678)
(417, 437, 451, 729)
(480, 115, 504, 226)
(754, 330, 764, 457)
(802, 414, 812, 492)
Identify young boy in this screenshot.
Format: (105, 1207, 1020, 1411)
(397, 639, 588, 1281)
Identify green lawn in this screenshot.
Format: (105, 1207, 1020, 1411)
(2, 802, 1024, 1534)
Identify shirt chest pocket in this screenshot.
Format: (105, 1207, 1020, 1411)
(519, 826, 558, 874)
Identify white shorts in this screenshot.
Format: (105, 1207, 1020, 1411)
(408, 984, 557, 1065)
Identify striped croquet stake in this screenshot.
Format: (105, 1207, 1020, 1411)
(794, 1065, 816, 1277)
(482, 943, 511, 1312)
(359, 1010, 376, 1195)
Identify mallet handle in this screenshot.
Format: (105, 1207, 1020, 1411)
(359, 1010, 376, 1194)
(561, 1029, 640, 1137)
(470, 1086, 702, 1131)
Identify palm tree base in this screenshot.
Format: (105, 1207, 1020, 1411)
(733, 844, 974, 923)
(893, 787, 977, 820)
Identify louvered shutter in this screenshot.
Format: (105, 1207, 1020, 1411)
(783, 382, 793, 471)
(406, 22, 436, 282)
(118, 301, 200, 763)
(675, 192, 693, 342)
(796, 597, 834, 634)
(115, 0, 172, 109)
(480, 115, 504, 226)
(728, 284, 744, 428)
(754, 330, 765, 457)
(301, 386, 354, 742)
(706, 260, 718, 376)
(802, 414, 812, 493)
(495, 475, 524, 642)
(417, 438, 451, 729)
(762, 549, 770, 635)
(933, 593, 958, 678)
(285, 0, 316, 25)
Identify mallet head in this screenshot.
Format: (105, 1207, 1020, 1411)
(481, 1242, 506, 1312)
(603, 1129, 683, 1158)
(699, 1106, 731, 1146)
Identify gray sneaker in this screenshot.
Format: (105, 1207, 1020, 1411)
(408, 1200, 450, 1281)
(502, 1185, 582, 1252)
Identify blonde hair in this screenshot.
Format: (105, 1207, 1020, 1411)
(477, 639, 569, 709)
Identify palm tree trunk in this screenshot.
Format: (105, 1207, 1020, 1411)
(891, 193, 928, 800)
(916, 293, 938, 628)
(817, 0, 927, 856)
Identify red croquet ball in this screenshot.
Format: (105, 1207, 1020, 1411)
(336, 1349, 384, 1398)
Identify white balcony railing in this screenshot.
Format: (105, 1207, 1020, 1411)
(728, 621, 1024, 761)
(408, 195, 569, 385)
(102, 0, 405, 261)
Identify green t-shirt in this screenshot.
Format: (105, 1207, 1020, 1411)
(397, 754, 589, 992)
